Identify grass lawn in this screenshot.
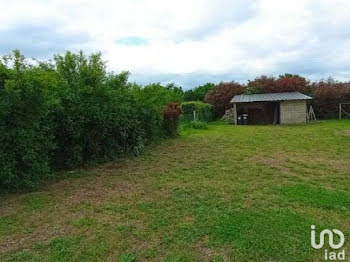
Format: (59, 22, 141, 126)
(1, 120, 350, 262)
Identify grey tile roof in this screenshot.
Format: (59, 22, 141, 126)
(231, 92, 312, 103)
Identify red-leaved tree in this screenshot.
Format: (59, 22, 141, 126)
(273, 74, 310, 93)
(204, 81, 244, 118)
(163, 102, 183, 137)
(247, 75, 276, 93)
(311, 79, 350, 118)
(247, 74, 310, 94)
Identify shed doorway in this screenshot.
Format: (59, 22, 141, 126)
(236, 102, 280, 125)
(272, 102, 280, 124)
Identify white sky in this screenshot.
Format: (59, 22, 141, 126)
(1, 0, 350, 88)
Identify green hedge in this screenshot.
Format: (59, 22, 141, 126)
(0, 51, 183, 192)
(181, 101, 214, 122)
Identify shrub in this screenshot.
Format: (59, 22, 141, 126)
(131, 82, 184, 140)
(50, 52, 146, 169)
(163, 102, 182, 137)
(186, 120, 208, 129)
(247, 74, 310, 94)
(184, 83, 215, 101)
(0, 51, 184, 191)
(0, 51, 56, 191)
(274, 74, 310, 94)
(243, 85, 264, 95)
(310, 79, 350, 118)
(247, 75, 276, 93)
(181, 101, 213, 122)
(204, 82, 244, 118)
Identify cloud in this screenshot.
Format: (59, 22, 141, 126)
(115, 37, 148, 46)
(1, 0, 350, 88)
(0, 23, 91, 59)
(129, 72, 241, 88)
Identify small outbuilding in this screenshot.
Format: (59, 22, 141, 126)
(230, 92, 312, 125)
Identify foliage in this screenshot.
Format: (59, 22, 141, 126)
(0, 51, 182, 191)
(130, 83, 184, 140)
(204, 81, 244, 118)
(119, 253, 137, 262)
(181, 101, 213, 122)
(50, 52, 149, 169)
(247, 74, 310, 94)
(246, 74, 350, 119)
(185, 120, 208, 129)
(0, 51, 56, 191)
(247, 75, 275, 93)
(310, 78, 350, 118)
(243, 85, 264, 95)
(132, 83, 183, 111)
(230, 74, 350, 119)
(274, 74, 310, 93)
(163, 102, 183, 137)
(184, 82, 215, 101)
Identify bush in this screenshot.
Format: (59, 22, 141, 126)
(0, 51, 55, 191)
(247, 74, 310, 94)
(186, 121, 208, 129)
(204, 81, 244, 118)
(243, 85, 264, 95)
(130, 82, 183, 140)
(247, 75, 275, 93)
(184, 83, 215, 101)
(163, 102, 183, 137)
(181, 101, 213, 122)
(274, 74, 310, 94)
(0, 51, 183, 191)
(311, 79, 350, 119)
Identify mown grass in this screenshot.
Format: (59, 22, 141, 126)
(1, 120, 350, 261)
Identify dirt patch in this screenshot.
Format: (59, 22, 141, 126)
(0, 220, 74, 255)
(336, 129, 350, 136)
(256, 152, 350, 173)
(195, 236, 231, 262)
(254, 155, 291, 174)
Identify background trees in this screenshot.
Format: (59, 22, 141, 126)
(184, 83, 215, 101)
(202, 74, 349, 119)
(204, 82, 244, 117)
(311, 78, 350, 118)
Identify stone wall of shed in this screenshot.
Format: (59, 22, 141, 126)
(280, 100, 307, 124)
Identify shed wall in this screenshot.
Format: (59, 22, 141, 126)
(280, 100, 307, 124)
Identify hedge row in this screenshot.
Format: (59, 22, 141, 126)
(181, 101, 214, 122)
(0, 51, 183, 191)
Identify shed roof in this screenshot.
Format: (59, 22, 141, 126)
(231, 92, 312, 103)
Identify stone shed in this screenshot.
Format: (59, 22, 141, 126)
(230, 92, 312, 125)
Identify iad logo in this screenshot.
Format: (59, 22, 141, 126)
(311, 225, 346, 260)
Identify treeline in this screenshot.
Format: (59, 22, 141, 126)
(0, 51, 183, 191)
(184, 74, 350, 118)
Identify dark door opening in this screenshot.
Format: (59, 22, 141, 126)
(272, 102, 280, 124)
(236, 102, 280, 125)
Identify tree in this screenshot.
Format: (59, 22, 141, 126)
(246, 75, 276, 94)
(311, 79, 350, 118)
(204, 82, 244, 117)
(246, 74, 310, 94)
(184, 83, 215, 101)
(274, 74, 310, 94)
